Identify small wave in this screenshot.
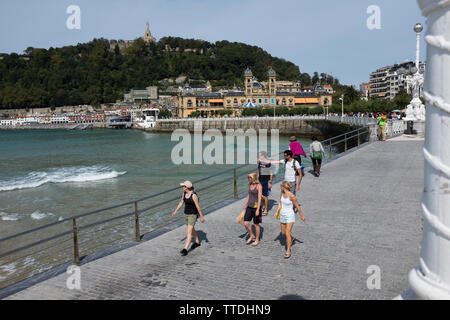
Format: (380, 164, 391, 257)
(0, 212, 20, 221)
(30, 210, 55, 220)
(0, 166, 127, 192)
(0, 262, 16, 276)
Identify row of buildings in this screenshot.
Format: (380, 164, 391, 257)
(0, 112, 106, 126)
(361, 61, 426, 100)
(176, 67, 334, 118)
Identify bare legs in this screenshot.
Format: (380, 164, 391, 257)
(280, 222, 295, 257)
(252, 224, 260, 246)
(184, 225, 199, 250)
(244, 221, 260, 246)
(244, 221, 255, 244)
(262, 196, 268, 214)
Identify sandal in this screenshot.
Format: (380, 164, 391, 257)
(262, 211, 268, 216)
(246, 237, 255, 245)
(284, 252, 291, 259)
(251, 241, 259, 247)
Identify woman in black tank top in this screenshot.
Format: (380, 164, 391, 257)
(171, 181, 205, 256)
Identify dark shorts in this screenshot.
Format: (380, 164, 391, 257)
(244, 206, 262, 225)
(312, 158, 322, 166)
(294, 155, 302, 166)
(260, 180, 270, 197)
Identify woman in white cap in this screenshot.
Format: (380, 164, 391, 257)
(171, 181, 205, 256)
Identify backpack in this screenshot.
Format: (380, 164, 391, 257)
(285, 158, 303, 177)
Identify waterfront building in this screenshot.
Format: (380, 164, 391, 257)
(0, 119, 14, 126)
(177, 67, 333, 118)
(124, 86, 158, 104)
(369, 61, 426, 100)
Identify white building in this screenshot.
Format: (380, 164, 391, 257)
(0, 119, 14, 126)
(369, 61, 426, 100)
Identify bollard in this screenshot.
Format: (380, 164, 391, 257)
(233, 168, 238, 199)
(72, 218, 80, 265)
(134, 202, 141, 242)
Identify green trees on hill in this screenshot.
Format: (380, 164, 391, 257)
(1, 37, 339, 109)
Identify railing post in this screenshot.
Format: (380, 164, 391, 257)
(72, 218, 80, 265)
(357, 130, 361, 147)
(329, 140, 332, 160)
(233, 168, 238, 199)
(344, 133, 348, 152)
(134, 202, 141, 242)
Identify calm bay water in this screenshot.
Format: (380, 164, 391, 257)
(0, 128, 315, 285)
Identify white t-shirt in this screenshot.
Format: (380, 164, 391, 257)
(284, 159, 300, 182)
(310, 141, 325, 154)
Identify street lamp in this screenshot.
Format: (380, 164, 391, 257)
(325, 98, 329, 117)
(339, 94, 344, 121)
(404, 22, 425, 122)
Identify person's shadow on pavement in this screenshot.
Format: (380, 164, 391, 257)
(274, 232, 303, 247)
(239, 225, 264, 241)
(180, 230, 209, 244)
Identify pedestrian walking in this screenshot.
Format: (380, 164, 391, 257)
(309, 136, 325, 177)
(242, 172, 263, 247)
(274, 181, 306, 259)
(288, 136, 307, 175)
(171, 181, 205, 256)
(257, 151, 273, 216)
(268, 150, 302, 194)
(378, 113, 388, 141)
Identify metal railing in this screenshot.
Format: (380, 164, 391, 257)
(0, 127, 370, 290)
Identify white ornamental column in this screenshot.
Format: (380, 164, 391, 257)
(408, 0, 450, 299)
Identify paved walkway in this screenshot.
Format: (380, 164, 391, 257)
(4, 140, 424, 300)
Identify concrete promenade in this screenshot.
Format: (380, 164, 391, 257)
(4, 138, 424, 300)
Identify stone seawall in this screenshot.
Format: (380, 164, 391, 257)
(148, 119, 359, 139)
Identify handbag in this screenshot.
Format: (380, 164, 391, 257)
(276, 207, 281, 220)
(313, 151, 322, 160)
(237, 210, 245, 224)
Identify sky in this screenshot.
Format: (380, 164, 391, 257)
(0, 0, 426, 86)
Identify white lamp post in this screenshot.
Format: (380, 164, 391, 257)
(405, 0, 450, 300)
(339, 94, 344, 121)
(404, 23, 426, 122)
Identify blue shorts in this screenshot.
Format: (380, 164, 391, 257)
(260, 180, 270, 197)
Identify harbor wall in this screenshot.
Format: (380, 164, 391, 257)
(146, 119, 360, 139)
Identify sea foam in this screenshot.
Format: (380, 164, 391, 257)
(0, 166, 126, 192)
(30, 210, 55, 220)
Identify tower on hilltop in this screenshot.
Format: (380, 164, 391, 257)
(143, 22, 156, 43)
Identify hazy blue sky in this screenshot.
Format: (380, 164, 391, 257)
(0, 0, 426, 86)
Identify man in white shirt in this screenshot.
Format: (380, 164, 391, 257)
(269, 150, 302, 195)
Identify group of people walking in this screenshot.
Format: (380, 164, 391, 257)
(171, 136, 325, 259)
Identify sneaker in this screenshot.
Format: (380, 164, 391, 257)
(190, 242, 201, 250)
(180, 249, 188, 256)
